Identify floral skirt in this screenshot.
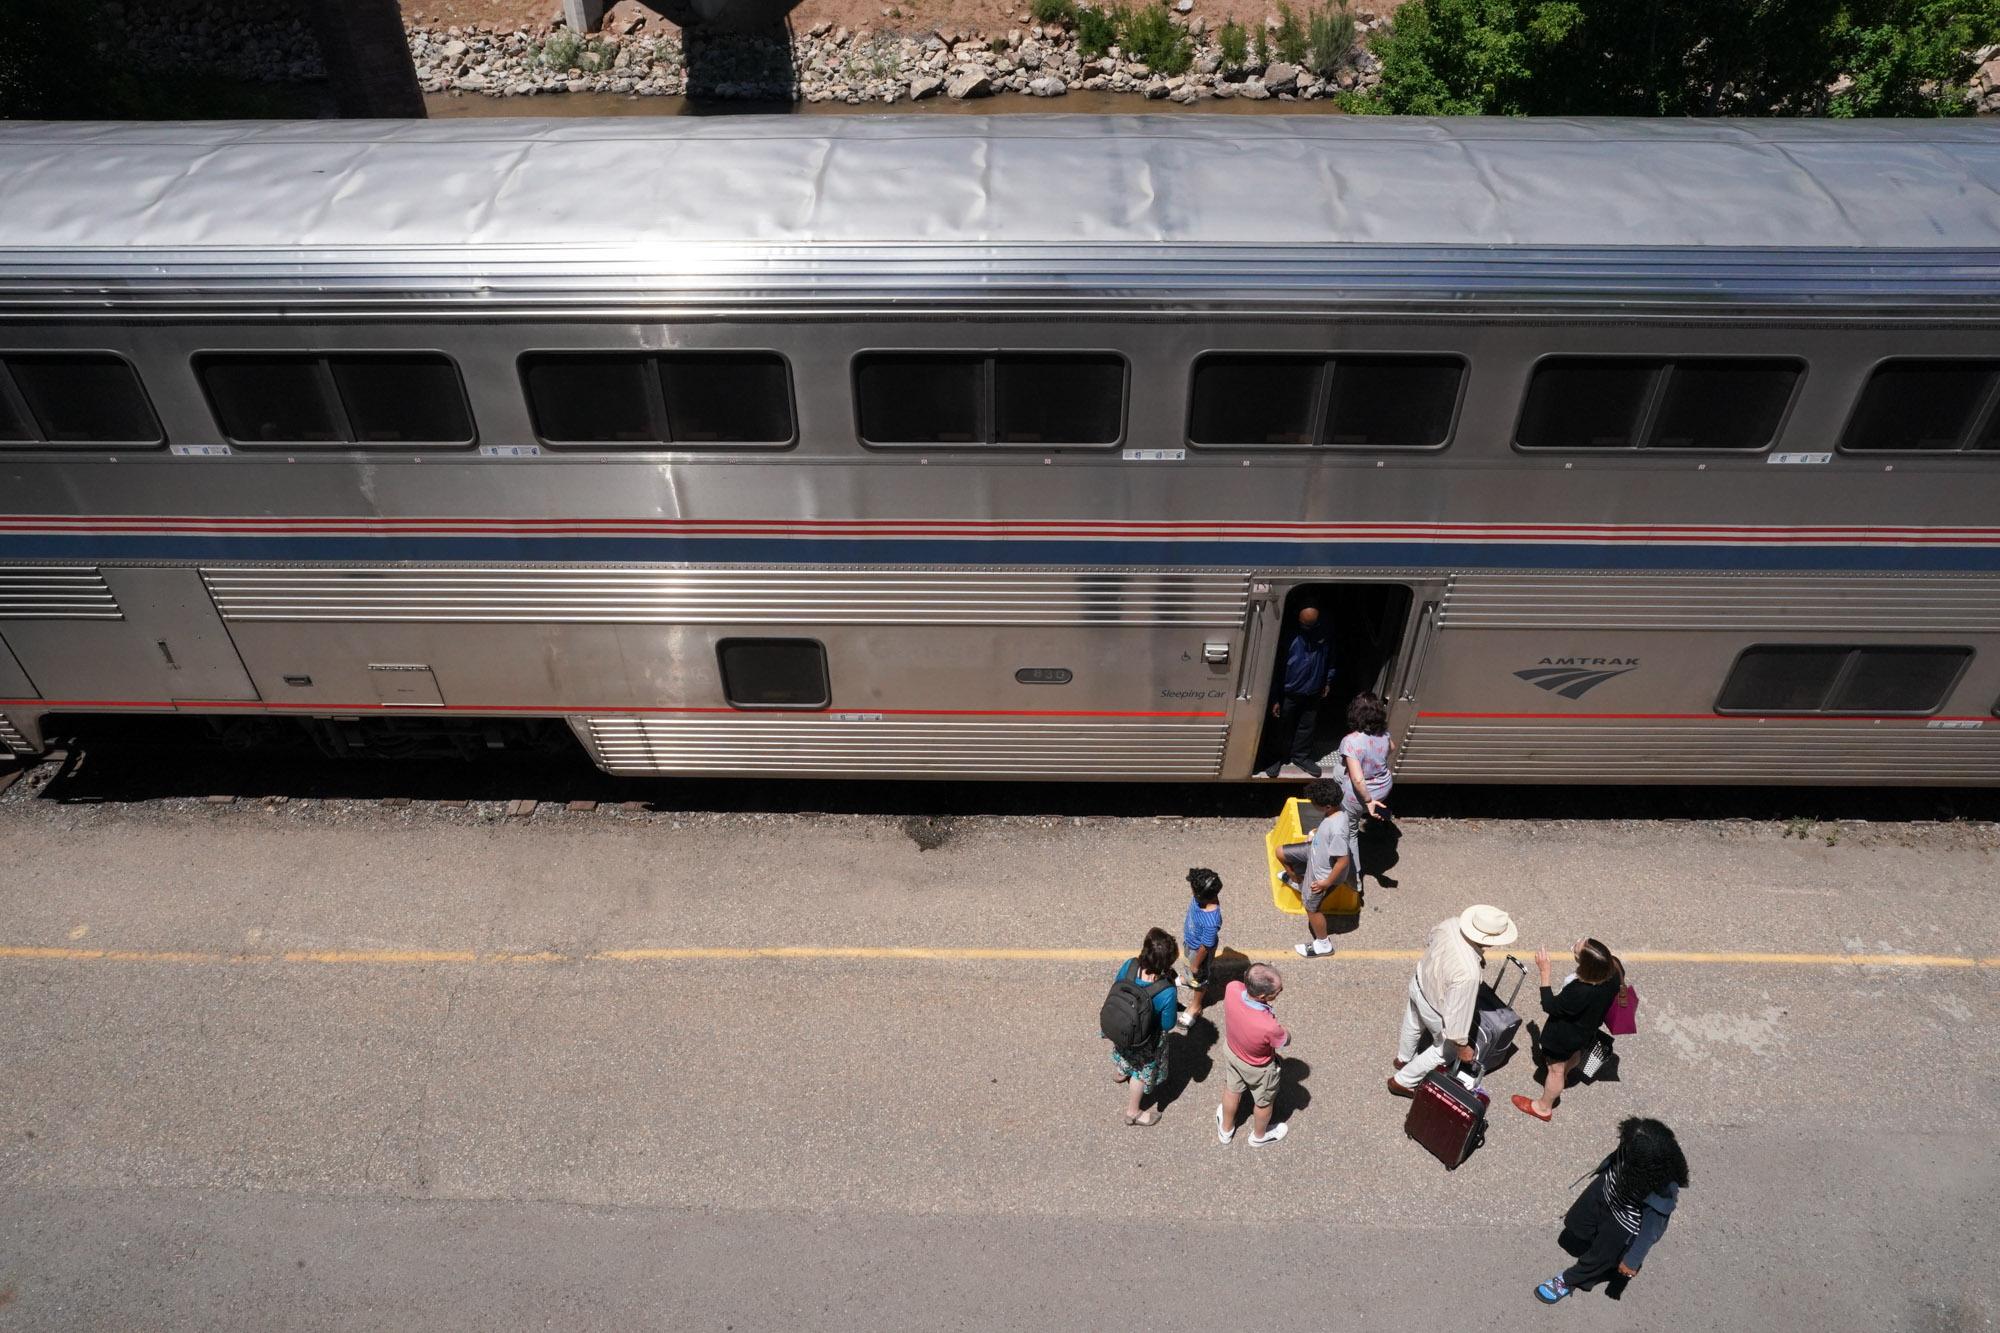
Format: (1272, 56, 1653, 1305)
(1110, 1040, 1170, 1092)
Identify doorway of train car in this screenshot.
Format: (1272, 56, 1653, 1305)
(1251, 583, 1413, 778)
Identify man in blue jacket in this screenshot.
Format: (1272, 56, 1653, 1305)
(1259, 604, 1333, 778)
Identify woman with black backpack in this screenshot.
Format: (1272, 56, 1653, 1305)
(1103, 927, 1180, 1126)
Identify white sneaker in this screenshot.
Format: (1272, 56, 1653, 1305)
(1215, 1103, 1235, 1145)
(1174, 1009, 1194, 1032)
(1293, 938, 1335, 958)
(1248, 1122, 1290, 1148)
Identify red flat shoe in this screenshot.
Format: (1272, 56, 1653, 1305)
(1511, 1094, 1553, 1122)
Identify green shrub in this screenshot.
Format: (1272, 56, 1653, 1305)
(1075, 3, 1121, 55)
(1030, 0, 1077, 24)
(1121, 2, 1194, 74)
(1306, 0, 1356, 76)
(1217, 18, 1249, 68)
(1253, 24, 1270, 67)
(1273, 2, 1308, 65)
(538, 28, 585, 69)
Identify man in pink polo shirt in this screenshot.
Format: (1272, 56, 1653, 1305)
(1217, 963, 1291, 1147)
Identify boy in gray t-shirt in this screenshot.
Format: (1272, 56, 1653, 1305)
(1279, 781, 1356, 959)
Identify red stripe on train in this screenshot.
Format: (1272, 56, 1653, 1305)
(0, 699, 1230, 719)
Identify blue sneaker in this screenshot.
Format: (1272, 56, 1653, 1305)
(1535, 1275, 1572, 1304)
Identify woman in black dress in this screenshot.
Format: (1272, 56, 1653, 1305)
(1513, 938, 1622, 1122)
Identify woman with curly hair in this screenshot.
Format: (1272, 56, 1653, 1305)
(1537, 1117, 1690, 1303)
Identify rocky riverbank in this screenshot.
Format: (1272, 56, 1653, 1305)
(408, 7, 1386, 105)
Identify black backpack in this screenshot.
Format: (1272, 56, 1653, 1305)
(1100, 963, 1172, 1053)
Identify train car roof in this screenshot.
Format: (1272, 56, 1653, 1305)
(2, 117, 1998, 312)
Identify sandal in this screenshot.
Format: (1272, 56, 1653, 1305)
(1133, 1109, 1160, 1127)
(1511, 1094, 1554, 1122)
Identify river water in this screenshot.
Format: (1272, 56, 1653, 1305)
(425, 89, 1346, 116)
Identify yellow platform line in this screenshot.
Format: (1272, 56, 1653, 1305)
(0, 944, 1995, 969)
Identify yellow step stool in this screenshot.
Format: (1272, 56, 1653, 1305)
(1266, 796, 1362, 918)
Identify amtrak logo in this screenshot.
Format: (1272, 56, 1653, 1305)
(1514, 658, 1639, 699)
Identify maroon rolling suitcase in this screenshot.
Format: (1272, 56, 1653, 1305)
(1404, 1068, 1489, 1169)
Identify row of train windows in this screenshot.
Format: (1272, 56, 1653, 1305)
(717, 638, 1979, 716)
(6, 350, 2000, 454)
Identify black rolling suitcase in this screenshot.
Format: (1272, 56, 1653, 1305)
(1404, 1068, 1490, 1169)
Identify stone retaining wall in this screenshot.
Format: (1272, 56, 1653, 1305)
(408, 9, 1387, 104)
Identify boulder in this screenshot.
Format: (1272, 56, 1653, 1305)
(1238, 78, 1270, 99)
(1261, 60, 1299, 91)
(1981, 56, 2000, 92)
(441, 37, 469, 59)
(909, 73, 943, 98)
(946, 66, 994, 97)
(1029, 74, 1068, 95)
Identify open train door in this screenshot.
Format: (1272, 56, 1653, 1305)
(1230, 579, 1440, 779)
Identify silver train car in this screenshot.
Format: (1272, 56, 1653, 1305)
(1, 116, 1998, 785)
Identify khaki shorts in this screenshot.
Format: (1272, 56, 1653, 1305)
(1222, 1047, 1283, 1106)
(1175, 954, 1211, 994)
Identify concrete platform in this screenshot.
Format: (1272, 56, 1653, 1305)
(0, 789, 1993, 1330)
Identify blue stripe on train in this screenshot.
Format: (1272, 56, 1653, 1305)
(1, 534, 1999, 572)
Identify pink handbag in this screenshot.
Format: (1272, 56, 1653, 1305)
(1606, 983, 1640, 1036)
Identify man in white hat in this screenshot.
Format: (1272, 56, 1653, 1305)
(1387, 904, 1519, 1098)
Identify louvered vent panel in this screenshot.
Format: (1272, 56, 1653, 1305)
(1398, 721, 2000, 784)
(0, 716, 31, 753)
(1440, 575, 2000, 633)
(0, 567, 119, 620)
(203, 568, 1251, 626)
(577, 716, 1230, 778)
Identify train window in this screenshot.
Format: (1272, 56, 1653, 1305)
(1650, 361, 1800, 450)
(1716, 645, 1971, 714)
(202, 353, 473, 447)
(1826, 647, 1972, 713)
(1841, 361, 2000, 452)
(0, 377, 31, 441)
(201, 357, 342, 443)
(1323, 357, 1463, 448)
(717, 638, 830, 710)
(4, 354, 163, 445)
(856, 355, 981, 443)
(995, 355, 1124, 444)
(525, 353, 796, 448)
(1188, 357, 1322, 446)
(856, 352, 1123, 447)
(1519, 358, 1800, 451)
(523, 355, 656, 443)
(658, 354, 794, 444)
(1715, 646, 1849, 713)
(330, 355, 474, 444)
(1516, 361, 1657, 448)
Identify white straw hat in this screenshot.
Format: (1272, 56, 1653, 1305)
(1459, 904, 1519, 947)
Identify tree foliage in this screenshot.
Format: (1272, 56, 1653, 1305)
(1349, 0, 2000, 116)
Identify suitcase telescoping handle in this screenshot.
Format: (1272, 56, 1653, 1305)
(1493, 954, 1529, 1008)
